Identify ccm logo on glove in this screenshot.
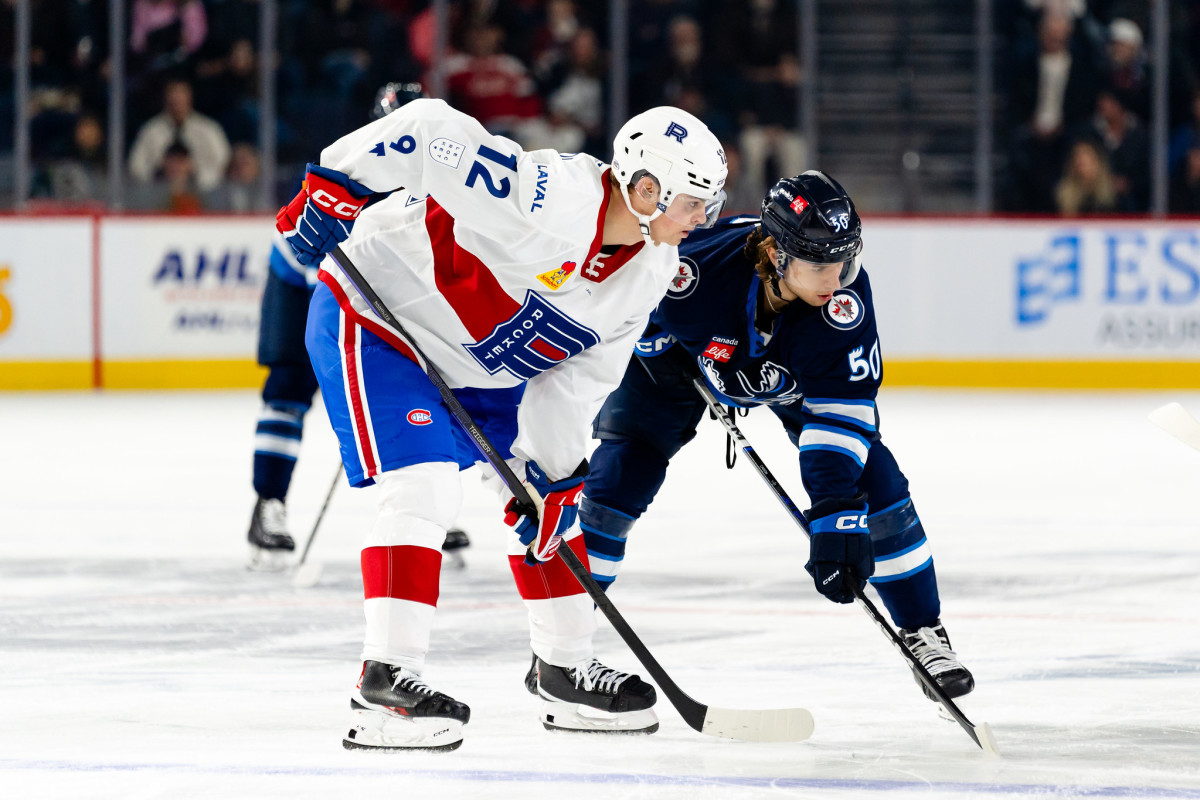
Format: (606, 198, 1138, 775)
(835, 514, 869, 530)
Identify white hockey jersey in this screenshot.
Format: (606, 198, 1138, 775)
(316, 99, 681, 479)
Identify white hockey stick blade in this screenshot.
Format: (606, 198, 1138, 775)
(1149, 402, 1200, 452)
(701, 706, 815, 742)
(976, 721, 1001, 758)
(292, 560, 324, 589)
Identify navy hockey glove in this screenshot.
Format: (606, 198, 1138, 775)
(804, 494, 874, 604)
(504, 460, 588, 565)
(275, 163, 374, 266)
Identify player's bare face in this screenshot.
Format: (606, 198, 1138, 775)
(774, 250, 844, 306)
(648, 212, 697, 246)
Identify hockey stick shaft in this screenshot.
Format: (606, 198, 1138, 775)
(296, 462, 343, 568)
(694, 378, 997, 754)
(327, 246, 812, 742)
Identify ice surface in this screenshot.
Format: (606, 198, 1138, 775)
(1, 388, 1198, 799)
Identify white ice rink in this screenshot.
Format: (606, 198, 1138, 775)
(1, 388, 1198, 799)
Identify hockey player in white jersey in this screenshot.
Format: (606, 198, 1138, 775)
(275, 100, 727, 750)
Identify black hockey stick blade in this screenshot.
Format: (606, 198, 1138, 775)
(693, 379, 999, 755)
(326, 246, 812, 742)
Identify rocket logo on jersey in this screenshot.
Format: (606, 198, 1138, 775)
(822, 289, 864, 330)
(537, 261, 576, 290)
(703, 337, 737, 363)
(464, 291, 601, 380)
(667, 257, 699, 298)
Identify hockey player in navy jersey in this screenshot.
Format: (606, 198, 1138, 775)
(246, 83, 469, 571)
(579, 171, 975, 702)
(276, 100, 728, 749)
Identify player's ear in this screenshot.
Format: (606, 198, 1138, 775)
(634, 175, 659, 205)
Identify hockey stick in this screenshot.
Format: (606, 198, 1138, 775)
(326, 245, 813, 743)
(1149, 402, 1200, 452)
(693, 378, 1000, 756)
(292, 462, 344, 588)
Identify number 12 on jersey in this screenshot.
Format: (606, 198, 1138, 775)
(466, 145, 518, 198)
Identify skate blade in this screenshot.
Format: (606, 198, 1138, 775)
(539, 700, 658, 734)
(343, 707, 465, 750)
(246, 545, 293, 573)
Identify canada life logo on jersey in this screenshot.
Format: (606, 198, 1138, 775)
(407, 409, 433, 425)
(667, 257, 699, 298)
(822, 289, 865, 330)
(703, 336, 737, 363)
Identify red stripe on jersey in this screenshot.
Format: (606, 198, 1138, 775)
(339, 314, 379, 478)
(584, 169, 613, 265)
(318, 270, 421, 365)
(508, 534, 589, 600)
(362, 545, 442, 604)
(529, 337, 568, 361)
(425, 199, 521, 341)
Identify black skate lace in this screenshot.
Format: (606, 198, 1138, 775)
(390, 668, 436, 696)
(904, 627, 959, 676)
(572, 659, 630, 694)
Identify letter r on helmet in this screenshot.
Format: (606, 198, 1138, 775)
(664, 122, 688, 143)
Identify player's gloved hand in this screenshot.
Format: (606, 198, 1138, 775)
(804, 493, 874, 604)
(504, 459, 588, 565)
(275, 163, 373, 266)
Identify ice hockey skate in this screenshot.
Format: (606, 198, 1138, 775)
(246, 497, 295, 572)
(441, 528, 470, 570)
(343, 661, 471, 751)
(525, 654, 658, 733)
(901, 621, 975, 700)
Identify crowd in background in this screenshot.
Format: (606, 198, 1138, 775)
(2, 0, 1199, 214)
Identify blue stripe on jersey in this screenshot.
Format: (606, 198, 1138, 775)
(802, 397, 877, 433)
(799, 423, 871, 467)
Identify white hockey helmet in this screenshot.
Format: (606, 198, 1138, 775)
(610, 106, 728, 245)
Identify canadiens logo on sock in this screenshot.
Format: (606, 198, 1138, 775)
(703, 337, 737, 363)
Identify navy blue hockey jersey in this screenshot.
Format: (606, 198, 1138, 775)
(640, 216, 884, 502)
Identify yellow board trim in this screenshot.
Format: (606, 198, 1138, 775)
(101, 359, 268, 389)
(3, 359, 1199, 390)
(0, 361, 94, 390)
(886, 360, 1200, 389)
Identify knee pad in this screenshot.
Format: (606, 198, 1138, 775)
(367, 461, 462, 550)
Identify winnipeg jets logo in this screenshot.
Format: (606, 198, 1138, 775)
(822, 289, 864, 330)
(667, 257, 698, 298)
(829, 211, 851, 232)
(733, 361, 801, 405)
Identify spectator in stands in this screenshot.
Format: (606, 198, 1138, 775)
(1103, 17, 1149, 121)
(1055, 137, 1118, 214)
(1087, 88, 1150, 211)
(39, 112, 108, 204)
(204, 142, 260, 212)
(535, 26, 606, 154)
(1170, 146, 1200, 213)
(129, 140, 202, 212)
(128, 78, 231, 193)
(710, 0, 804, 202)
(128, 0, 208, 123)
(444, 22, 542, 137)
(1004, 7, 1099, 212)
(1170, 91, 1200, 174)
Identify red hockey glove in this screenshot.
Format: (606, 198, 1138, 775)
(504, 460, 588, 565)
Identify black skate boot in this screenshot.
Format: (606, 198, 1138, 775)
(901, 620, 975, 700)
(344, 661, 471, 751)
(441, 528, 470, 571)
(529, 656, 658, 733)
(246, 497, 295, 572)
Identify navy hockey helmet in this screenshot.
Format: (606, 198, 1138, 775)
(372, 82, 425, 119)
(760, 170, 863, 287)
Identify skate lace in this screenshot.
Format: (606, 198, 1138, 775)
(572, 659, 630, 694)
(904, 627, 959, 676)
(259, 499, 288, 535)
(390, 668, 436, 696)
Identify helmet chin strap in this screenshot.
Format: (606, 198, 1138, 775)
(621, 184, 665, 247)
